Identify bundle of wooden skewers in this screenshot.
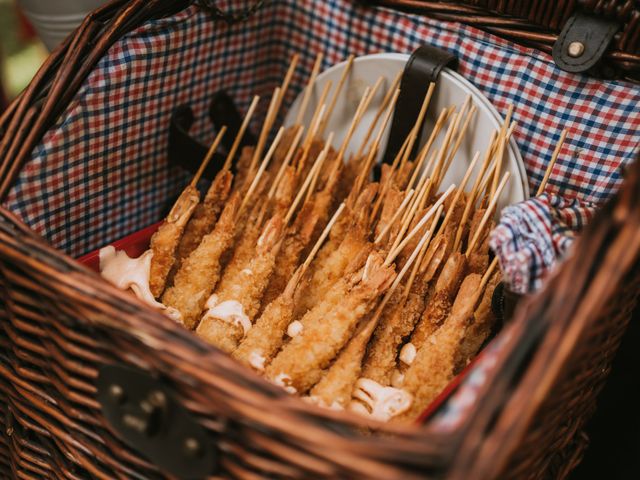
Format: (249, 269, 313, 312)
(99, 53, 532, 423)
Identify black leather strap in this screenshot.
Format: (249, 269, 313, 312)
(208, 91, 257, 153)
(168, 94, 256, 180)
(382, 44, 457, 165)
(552, 12, 620, 75)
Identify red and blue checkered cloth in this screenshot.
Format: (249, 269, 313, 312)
(1, 0, 639, 427)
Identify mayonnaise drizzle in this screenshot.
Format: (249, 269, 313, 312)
(351, 378, 412, 422)
(286, 320, 303, 338)
(202, 294, 251, 337)
(303, 396, 344, 411)
(399, 342, 416, 366)
(99, 246, 179, 321)
(248, 350, 266, 372)
(273, 373, 297, 394)
(390, 370, 405, 388)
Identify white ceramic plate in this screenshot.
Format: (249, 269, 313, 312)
(284, 53, 529, 212)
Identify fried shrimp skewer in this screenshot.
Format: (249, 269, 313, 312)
(196, 215, 284, 352)
(235, 204, 346, 371)
(175, 169, 233, 269)
(398, 273, 483, 421)
(149, 127, 227, 297)
(266, 251, 395, 394)
(161, 192, 240, 329)
(310, 230, 430, 409)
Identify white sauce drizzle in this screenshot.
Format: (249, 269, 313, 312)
(399, 342, 416, 366)
(273, 373, 297, 394)
(99, 246, 178, 320)
(286, 320, 303, 338)
(303, 396, 344, 411)
(202, 294, 251, 337)
(241, 268, 253, 276)
(248, 350, 266, 372)
(351, 378, 412, 422)
(390, 370, 405, 388)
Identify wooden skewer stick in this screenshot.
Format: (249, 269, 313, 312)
(222, 97, 259, 171)
(249, 87, 281, 174)
(353, 89, 400, 196)
(490, 104, 514, 197)
(434, 152, 481, 238)
(192, 126, 228, 187)
(296, 104, 326, 173)
(239, 126, 285, 217)
(537, 128, 568, 196)
(369, 227, 434, 329)
(295, 53, 324, 125)
(318, 55, 355, 136)
(267, 126, 304, 200)
(369, 133, 413, 222)
(452, 131, 500, 252)
(334, 86, 372, 160)
(421, 111, 460, 208)
(481, 121, 516, 208)
(285, 134, 332, 224)
(402, 205, 442, 298)
(374, 189, 415, 244)
(336, 76, 384, 162)
(466, 171, 511, 256)
(303, 80, 333, 149)
(354, 70, 402, 160)
(398, 82, 436, 172)
(306, 132, 335, 201)
(406, 107, 449, 191)
(437, 104, 478, 187)
(301, 202, 346, 274)
(386, 184, 455, 265)
(275, 53, 299, 115)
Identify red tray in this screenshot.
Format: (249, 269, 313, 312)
(78, 224, 479, 424)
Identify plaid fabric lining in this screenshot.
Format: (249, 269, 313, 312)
(3, 0, 639, 260)
(2, 0, 639, 430)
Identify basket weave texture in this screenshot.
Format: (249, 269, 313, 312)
(0, 0, 638, 478)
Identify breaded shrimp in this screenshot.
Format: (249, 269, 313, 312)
(398, 274, 482, 421)
(408, 252, 467, 349)
(272, 126, 300, 173)
(455, 270, 500, 372)
(374, 187, 403, 245)
(294, 230, 371, 319)
(309, 314, 379, 408)
(466, 208, 493, 274)
(260, 202, 319, 309)
(267, 252, 396, 394)
(233, 268, 303, 371)
(149, 185, 200, 298)
(196, 215, 284, 352)
(175, 170, 233, 269)
(161, 193, 240, 329)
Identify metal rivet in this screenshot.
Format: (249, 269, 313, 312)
(184, 437, 202, 458)
(148, 391, 167, 408)
(108, 384, 126, 403)
(567, 41, 585, 58)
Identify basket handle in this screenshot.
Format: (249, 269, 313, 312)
(381, 44, 457, 165)
(168, 94, 256, 180)
(196, 0, 266, 24)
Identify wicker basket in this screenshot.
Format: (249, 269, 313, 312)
(0, 0, 639, 478)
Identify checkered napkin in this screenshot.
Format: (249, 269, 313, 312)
(490, 193, 595, 293)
